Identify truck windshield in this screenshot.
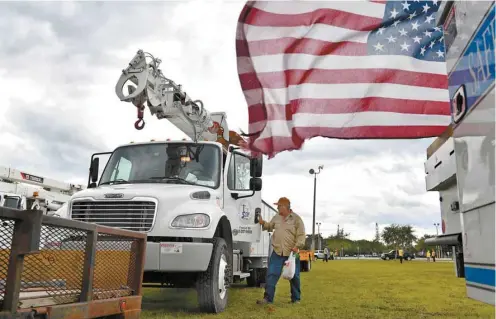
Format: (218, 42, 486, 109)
(3, 196, 20, 209)
(99, 143, 221, 189)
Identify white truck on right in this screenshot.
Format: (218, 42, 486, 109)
(424, 0, 494, 305)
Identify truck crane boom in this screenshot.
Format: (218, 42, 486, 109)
(0, 165, 84, 194)
(115, 49, 233, 145)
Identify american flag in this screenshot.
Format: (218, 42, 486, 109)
(236, 0, 451, 158)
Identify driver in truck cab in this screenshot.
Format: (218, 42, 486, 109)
(256, 197, 306, 305)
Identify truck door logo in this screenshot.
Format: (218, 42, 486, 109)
(240, 204, 250, 220)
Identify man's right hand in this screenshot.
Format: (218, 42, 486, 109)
(258, 216, 264, 225)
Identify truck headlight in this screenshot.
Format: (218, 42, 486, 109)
(171, 214, 210, 228)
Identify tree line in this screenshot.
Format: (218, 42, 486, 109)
(303, 224, 443, 255)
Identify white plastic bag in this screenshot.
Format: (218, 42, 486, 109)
(282, 252, 296, 280)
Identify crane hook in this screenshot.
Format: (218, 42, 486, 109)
(135, 118, 145, 130)
(135, 104, 145, 130)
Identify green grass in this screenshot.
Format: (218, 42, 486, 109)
(141, 260, 495, 319)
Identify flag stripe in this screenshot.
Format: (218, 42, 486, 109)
(239, 68, 448, 90)
(251, 1, 386, 19)
(251, 113, 449, 138)
(237, 22, 371, 43)
(248, 98, 451, 123)
(236, 38, 368, 57)
(251, 124, 447, 153)
(243, 6, 382, 31)
(238, 54, 448, 75)
(243, 83, 449, 108)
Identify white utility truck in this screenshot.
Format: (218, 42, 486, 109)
(62, 50, 277, 313)
(0, 165, 84, 215)
(424, 1, 494, 305)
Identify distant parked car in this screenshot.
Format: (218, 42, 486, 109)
(381, 250, 415, 261)
(314, 250, 325, 259)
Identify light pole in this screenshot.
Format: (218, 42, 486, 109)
(316, 222, 322, 250)
(434, 223, 440, 257)
(309, 165, 323, 251)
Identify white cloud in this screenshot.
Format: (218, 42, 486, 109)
(0, 1, 442, 241)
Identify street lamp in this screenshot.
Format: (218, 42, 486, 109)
(434, 222, 440, 257)
(309, 165, 323, 251)
(434, 223, 440, 235)
(316, 222, 322, 250)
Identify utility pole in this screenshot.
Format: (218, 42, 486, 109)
(434, 222, 440, 258)
(316, 222, 322, 250)
(309, 165, 323, 251)
(375, 223, 380, 242)
(434, 223, 440, 235)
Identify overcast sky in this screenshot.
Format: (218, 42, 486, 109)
(0, 1, 443, 240)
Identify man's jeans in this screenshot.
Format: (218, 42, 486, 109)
(264, 251, 301, 303)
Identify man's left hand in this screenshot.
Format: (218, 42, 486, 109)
(291, 247, 299, 253)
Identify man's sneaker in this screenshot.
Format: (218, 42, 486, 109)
(256, 298, 272, 305)
(290, 300, 300, 304)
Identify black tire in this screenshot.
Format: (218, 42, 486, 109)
(247, 269, 258, 287)
(197, 237, 230, 313)
(257, 268, 267, 286)
(247, 268, 267, 287)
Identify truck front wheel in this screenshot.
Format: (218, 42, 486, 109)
(197, 237, 230, 313)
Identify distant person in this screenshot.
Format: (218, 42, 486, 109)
(256, 197, 306, 305)
(431, 249, 436, 262)
(324, 247, 329, 262)
(426, 250, 431, 262)
(398, 248, 404, 264)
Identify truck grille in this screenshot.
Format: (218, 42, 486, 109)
(70, 200, 156, 232)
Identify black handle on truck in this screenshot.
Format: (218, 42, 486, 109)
(254, 207, 261, 224)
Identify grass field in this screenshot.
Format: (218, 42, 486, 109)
(141, 260, 495, 319)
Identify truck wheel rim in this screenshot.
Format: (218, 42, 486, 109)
(218, 253, 227, 299)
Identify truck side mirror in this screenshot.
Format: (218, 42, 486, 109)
(249, 177, 262, 191)
(89, 158, 100, 188)
(250, 156, 263, 178)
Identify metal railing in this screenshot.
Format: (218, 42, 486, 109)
(0, 206, 146, 318)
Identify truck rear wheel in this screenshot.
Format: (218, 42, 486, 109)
(247, 269, 258, 287)
(247, 268, 267, 287)
(197, 237, 230, 313)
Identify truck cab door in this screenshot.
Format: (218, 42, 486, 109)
(223, 148, 263, 243)
(88, 152, 112, 188)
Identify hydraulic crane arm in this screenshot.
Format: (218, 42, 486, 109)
(115, 50, 233, 144)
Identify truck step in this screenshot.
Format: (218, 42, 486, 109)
(233, 271, 250, 279)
